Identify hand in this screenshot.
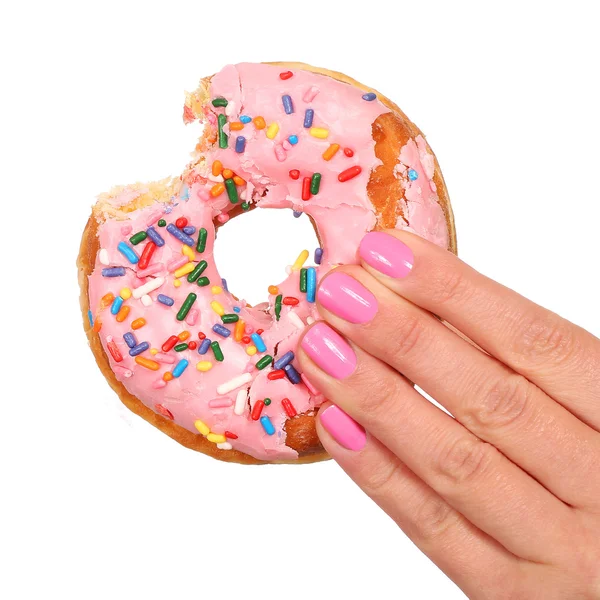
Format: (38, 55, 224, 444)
(298, 230, 600, 599)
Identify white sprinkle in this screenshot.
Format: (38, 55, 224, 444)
(225, 101, 236, 117)
(240, 190, 246, 200)
(132, 276, 165, 299)
(217, 373, 252, 396)
(141, 294, 153, 307)
(285, 265, 292, 275)
(217, 442, 233, 450)
(288, 311, 304, 330)
(99, 249, 110, 265)
(307, 316, 315, 325)
(234, 388, 248, 415)
(207, 173, 224, 183)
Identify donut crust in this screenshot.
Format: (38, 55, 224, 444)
(77, 62, 456, 465)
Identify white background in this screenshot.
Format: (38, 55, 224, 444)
(1, 1, 599, 599)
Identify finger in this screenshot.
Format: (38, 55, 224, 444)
(315, 403, 522, 599)
(315, 267, 600, 508)
(358, 229, 600, 430)
(298, 323, 574, 563)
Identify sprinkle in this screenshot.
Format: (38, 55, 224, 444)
(135, 356, 160, 370)
(303, 86, 319, 102)
(208, 397, 233, 409)
(274, 294, 283, 321)
(268, 285, 279, 295)
(198, 332, 206, 340)
(186, 309, 199, 326)
(306, 267, 317, 303)
(222, 314, 239, 324)
(338, 165, 362, 182)
(141, 295, 152, 306)
(197, 277, 210, 287)
(102, 267, 126, 277)
(217, 113, 228, 148)
(255, 355, 273, 370)
(196, 228, 208, 253)
(314, 247, 323, 264)
(211, 341, 224, 362)
(310, 127, 328, 139)
(362, 92, 377, 101)
(186, 260, 208, 283)
(157, 219, 166, 227)
(163, 372, 173, 382)
(344, 147, 354, 157)
(224, 178, 239, 204)
(302, 177, 311, 201)
(292, 249, 309, 271)
(174, 343, 188, 352)
(267, 370, 285, 380)
(230, 121, 244, 131)
(212, 324, 231, 338)
(182, 226, 196, 235)
(176, 293, 197, 321)
(167, 256, 188, 272)
(146, 226, 165, 247)
(207, 433, 226, 444)
(150, 348, 159, 355)
(110, 296, 124, 315)
(323, 143, 340, 161)
(115, 305, 130, 322)
(246, 345, 257, 356)
(224, 431, 238, 440)
(293, 210, 302, 218)
(241, 202, 250, 211)
(282, 398, 297, 418)
(182, 245, 195, 261)
(172, 359, 189, 378)
(282, 95, 294, 114)
(194, 419, 210, 435)
(310, 173, 322, 195)
(129, 342, 150, 357)
(217, 442, 233, 450)
(234, 389, 247, 415)
(300, 268, 308, 292)
(251, 400, 265, 420)
(107, 338, 123, 362)
(301, 373, 320, 395)
(284, 363, 301, 384)
(289, 169, 300, 180)
(240, 115, 252, 124)
(210, 183, 225, 198)
(280, 71, 293, 80)
(216, 213, 229, 224)
(212, 97, 228, 107)
(260, 415, 276, 435)
(178, 330, 190, 341)
(303, 109, 314, 128)
(117, 241, 139, 264)
(217, 372, 252, 395)
(266, 122, 279, 139)
(137, 241, 157, 270)
(212, 160, 223, 176)
(235, 136, 246, 153)
(175, 217, 188, 229)
(93, 320, 102, 332)
(251, 333, 267, 353)
(157, 294, 174, 306)
(98, 249, 110, 265)
(287, 311, 304, 330)
(288, 135, 299, 145)
(166, 224, 195, 246)
(198, 338, 211, 355)
(120, 287, 132, 300)
(196, 361, 213, 372)
(233, 306, 241, 313)
(274, 350, 295, 370)
(87, 310, 94, 326)
(136, 264, 163, 278)
(408, 168, 419, 181)
(274, 144, 286, 162)
(211, 286, 223, 295)
(233, 175, 246, 185)
(188, 341, 197, 350)
(132, 276, 164, 299)
(102, 293, 115, 309)
(253, 116, 266, 129)
(154, 353, 175, 364)
(129, 231, 147, 245)
(225, 101, 236, 117)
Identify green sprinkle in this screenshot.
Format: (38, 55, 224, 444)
(224, 178, 238, 204)
(196, 227, 208, 253)
(264, 398, 271, 406)
(158, 219, 166, 227)
(256, 355, 273, 370)
(221, 314, 239, 324)
(129, 231, 147, 245)
(310, 173, 322, 195)
(218, 113, 228, 149)
(176, 293, 197, 321)
(212, 97, 228, 107)
(211, 341, 224, 362)
(187, 260, 208, 283)
(300, 268, 307, 293)
(197, 277, 210, 287)
(174, 343, 188, 352)
(241, 202, 250, 211)
(275, 294, 282, 321)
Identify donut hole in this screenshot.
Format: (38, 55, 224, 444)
(214, 208, 319, 306)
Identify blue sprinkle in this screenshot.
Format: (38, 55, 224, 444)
(123, 332, 137, 348)
(182, 226, 196, 235)
(233, 306, 241, 313)
(239, 115, 252, 124)
(282, 94, 294, 114)
(180, 184, 189, 201)
(146, 226, 165, 247)
(221, 278, 228, 291)
(157, 294, 174, 307)
(117, 241, 139, 264)
(306, 267, 317, 303)
(408, 168, 419, 181)
(284, 364, 301, 384)
(212, 324, 231, 338)
(129, 342, 149, 357)
(314, 247, 323, 265)
(102, 267, 126, 277)
(235, 136, 246, 153)
(274, 351, 294, 370)
(166, 223, 195, 246)
(288, 135, 298, 145)
(198, 338, 211, 355)
(172, 359, 189, 378)
(251, 333, 267, 353)
(303, 109, 314, 128)
(292, 210, 302, 218)
(87, 310, 93, 326)
(260, 415, 276, 435)
(362, 92, 377, 101)
(110, 296, 124, 315)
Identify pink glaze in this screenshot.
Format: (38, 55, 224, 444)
(87, 63, 450, 461)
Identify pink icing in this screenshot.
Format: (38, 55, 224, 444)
(87, 63, 449, 461)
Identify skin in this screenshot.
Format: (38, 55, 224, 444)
(297, 229, 600, 599)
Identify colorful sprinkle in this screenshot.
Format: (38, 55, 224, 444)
(212, 160, 223, 176)
(182, 226, 196, 235)
(196, 228, 208, 253)
(299, 268, 308, 293)
(303, 86, 319, 102)
(288, 135, 299, 145)
(115, 305, 130, 322)
(344, 147, 354, 157)
(123, 332, 137, 348)
(255, 355, 273, 370)
(175, 217, 188, 229)
(172, 359, 189, 378)
(322, 143, 340, 161)
(157, 294, 174, 306)
(283, 296, 299, 306)
(157, 219, 166, 227)
(102, 267, 126, 277)
(224, 178, 239, 204)
(282, 398, 297, 418)
(197, 361, 213, 372)
(218, 113, 228, 148)
(280, 71, 293, 80)
(240, 115, 252, 124)
(107, 338, 123, 362)
(306, 267, 317, 303)
(292, 249, 309, 271)
(362, 92, 377, 101)
(211, 183, 225, 197)
(282, 95, 294, 114)
(310, 173, 322, 195)
(302, 177, 311, 201)
(117, 241, 139, 264)
(251, 400, 265, 421)
(303, 109, 314, 128)
(194, 419, 210, 435)
(212, 324, 231, 338)
(260, 415, 276, 435)
(266, 122, 279, 139)
(267, 370, 285, 380)
(129, 342, 149, 357)
(176, 293, 197, 321)
(274, 144, 286, 162)
(246, 346, 257, 356)
(221, 314, 239, 324)
(135, 356, 160, 371)
(166, 224, 195, 246)
(230, 121, 244, 131)
(198, 338, 211, 355)
(212, 97, 228, 107)
(187, 260, 208, 283)
(309, 127, 329, 139)
(207, 433, 226, 444)
(211, 341, 224, 362)
(131, 318, 146, 330)
(216, 372, 252, 395)
(314, 247, 323, 264)
(110, 296, 124, 315)
(253, 116, 266, 129)
(275, 294, 282, 321)
(338, 165, 362, 182)
(408, 168, 419, 181)
(284, 363, 301, 384)
(146, 226, 165, 247)
(289, 169, 300, 180)
(197, 276, 210, 287)
(174, 343, 188, 352)
(129, 231, 147, 245)
(250, 333, 267, 353)
(274, 350, 295, 370)
(235, 136, 246, 153)
(132, 276, 165, 299)
(137, 241, 157, 270)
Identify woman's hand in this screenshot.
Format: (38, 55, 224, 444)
(298, 230, 600, 599)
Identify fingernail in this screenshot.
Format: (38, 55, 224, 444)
(301, 322, 357, 379)
(359, 231, 414, 278)
(320, 405, 366, 451)
(318, 272, 378, 324)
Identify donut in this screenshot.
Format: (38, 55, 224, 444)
(78, 62, 456, 464)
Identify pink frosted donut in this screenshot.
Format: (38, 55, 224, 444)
(78, 62, 456, 464)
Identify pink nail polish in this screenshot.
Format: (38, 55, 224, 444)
(318, 272, 378, 324)
(320, 405, 366, 451)
(359, 231, 414, 278)
(301, 322, 357, 379)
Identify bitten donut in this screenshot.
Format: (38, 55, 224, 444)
(78, 62, 456, 464)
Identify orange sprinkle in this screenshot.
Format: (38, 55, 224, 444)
(93, 319, 102, 333)
(322, 143, 341, 161)
(115, 305, 130, 323)
(210, 183, 225, 197)
(234, 319, 245, 342)
(212, 160, 223, 176)
(100, 293, 115, 309)
(233, 175, 246, 186)
(268, 285, 279, 295)
(222, 168, 234, 180)
(230, 121, 244, 131)
(135, 356, 160, 371)
(131, 318, 146, 330)
(163, 372, 174, 382)
(253, 116, 266, 130)
(178, 331, 191, 341)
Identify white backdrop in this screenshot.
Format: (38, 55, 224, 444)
(1, 1, 599, 599)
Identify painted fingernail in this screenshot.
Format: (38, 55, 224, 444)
(320, 405, 366, 451)
(301, 322, 357, 379)
(318, 272, 378, 324)
(359, 231, 414, 278)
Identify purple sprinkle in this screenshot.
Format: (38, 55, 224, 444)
(314, 247, 323, 264)
(198, 338, 212, 355)
(292, 210, 302, 218)
(166, 223, 195, 246)
(123, 332, 137, 348)
(274, 351, 294, 370)
(282, 95, 294, 114)
(303, 109, 314, 128)
(146, 226, 165, 247)
(212, 324, 231, 338)
(235, 136, 246, 153)
(101, 267, 126, 277)
(284, 364, 301, 384)
(182, 226, 196, 235)
(362, 92, 377, 101)
(157, 294, 174, 306)
(221, 278, 228, 291)
(129, 342, 149, 357)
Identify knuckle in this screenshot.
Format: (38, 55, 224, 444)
(354, 364, 406, 422)
(388, 312, 428, 360)
(360, 459, 402, 500)
(435, 436, 496, 487)
(427, 266, 473, 307)
(413, 494, 461, 543)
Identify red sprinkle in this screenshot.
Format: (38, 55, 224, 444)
(155, 404, 174, 420)
(302, 177, 312, 201)
(289, 169, 300, 180)
(279, 71, 293, 80)
(175, 217, 188, 229)
(138, 241, 157, 270)
(107, 339, 123, 362)
(198, 332, 206, 340)
(267, 369, 285, 381)
(242, 335, 251, 344)
(282, 398, 297, 418)
(224, 431, 238, 439)
(187, 341, 197, 350)
(251, 400, 265, 421)
(338, 166, 362, 182)
(282, 296, 299, 306)
(162, 335, 179, 352)
(344, 147, 354, 157)
(257, 329, 264, 335)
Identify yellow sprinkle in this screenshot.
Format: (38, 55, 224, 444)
(173, 279, 182, 287)
(246, 345, 257, 356)
(182, 245, 196, 261)
(266, 122, 279, 139)
(194, 419, 210, 436)
(310, 127, 329, 139)
(150, 348, 159, 355)
(211, 286, 223, 295)
(211, 301, 225, 316)
(174, 262, 195, 278)
(196, 361, 213, 372)
(292, 249, 309, 271)
(207, 433, 227, 444)
(120, 287, 132, 300)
